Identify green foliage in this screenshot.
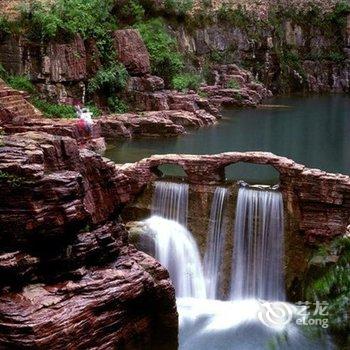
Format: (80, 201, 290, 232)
(209, 50, 226, 63)
(164, 0, 194, 17)
(282, 51, 301, 68)
(0, 171, 25, 188)
(276, 48, 305, 90)
(198, 91, 208, 98)
(306, 236, 350, 332)
(0, 63, 8, 80)
(119, 0, 145, 24)
(31, 98, 76, 119)
(0, 65, 36, 95)
(171, 73, 202, 91)
(201, 0, 212, 8)
(327, 51, 346, 63)
(227, 78, 240, 89)
(85, 102, 102, 118)
(19, 0, 116, 39)
(7, 75, 36, 94)
(327, 1, 350, 27)
(88, 63, 129, 94)
(107, 96, 129, 113)
(266, 10, 285, 39)
(217, 4, 250, 27)
(135, 18, 184, 83)
(0, 16, 12, 35)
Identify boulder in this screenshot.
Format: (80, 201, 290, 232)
(126, 75, 165, 92)
(112, 29, 151, 75)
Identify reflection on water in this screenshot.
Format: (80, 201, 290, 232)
(104, 95, 350, 184)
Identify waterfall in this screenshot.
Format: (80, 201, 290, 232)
(230, 186, 285, 301)
(141, 181, 332, 350)
(145, 216, 207, 298)
(203, 187, 228, 299)
(152, 181, 189, 226)
(143, 181, 206, 298)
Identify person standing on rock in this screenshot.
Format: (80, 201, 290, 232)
(75, 104, 94, 139)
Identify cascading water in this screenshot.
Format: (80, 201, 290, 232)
(230, 185, 285, 301)
(152, 181, 189, 226)
(203, 187, 228, 299)
(138, 181, 331, 349)
(143, 181, 206, 298)
(144, 216, 207, 298)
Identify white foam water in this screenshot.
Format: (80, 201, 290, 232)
(203, 187, 228, 299)
(144, 216, 207, 299)
(152, 181, 189, 226)
(230, 186, 285, 301)
(177, 298, 333, 350)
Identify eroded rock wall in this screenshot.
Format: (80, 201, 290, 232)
(175, 15, 350, 93)
(1, 1, 349, 98)
(0, 132, 178, 349)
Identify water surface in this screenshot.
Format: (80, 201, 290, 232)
(105, 95, 350, 184)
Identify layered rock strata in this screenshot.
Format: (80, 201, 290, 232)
(201, 64, 272, 106)
(0, 132, 178, 349)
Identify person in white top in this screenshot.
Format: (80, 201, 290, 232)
(75, 105, 94, 136)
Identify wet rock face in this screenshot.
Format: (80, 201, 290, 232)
(0, 247, 177, 350)
(0, 132, 178, 349)
(112, 29, 151, 75)
(0, 35, 89, 103)
(175, 17, 350, 94)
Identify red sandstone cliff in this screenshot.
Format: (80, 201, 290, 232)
(0, 132, 178, 349)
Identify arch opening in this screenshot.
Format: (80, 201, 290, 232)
(223, 162, 280, 185)
(151, 163, 187, 179)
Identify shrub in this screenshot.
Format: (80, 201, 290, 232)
(227, 78, 240, 89)
(135, 18, 184, 83)
(327, 1, 350, 27)
(164, 0, 194, 17)
(7, 75, 36, 94)
(282, 51, 300, 67)
(85, 102, 102, 118)
(171, 73, 202, 91)
(201, 0, 212, 9)
(88, 63, 129, 94)
(0, 63, 8, 80)
(217, 4, 250, 27)
(20, 0, 116, 39)
(306, 237, 350, 332)
(119, 0, 145, 24)
(0, 171, 25, 188)
(209, 50, 226, 63)
(31, 98, 76, 118)
(0, 16, 12, 35)
(327, 51, 346, 63)
(107, 96, 129, 113)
